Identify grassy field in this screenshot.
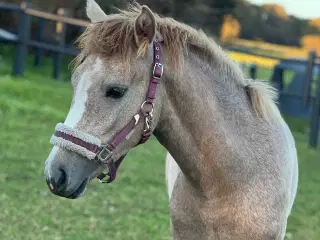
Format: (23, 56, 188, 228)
(0, 47, 320, 240)
(233, 39, 310, 59)
(228, 51, 279, 68)
(0, 49, 170, 240)
(228, 38, 314, 69)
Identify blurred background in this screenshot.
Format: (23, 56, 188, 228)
(2, 0, 320, 57)
(0, 0, 319, 239)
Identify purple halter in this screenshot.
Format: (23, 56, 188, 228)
(50, 39, 164, 183)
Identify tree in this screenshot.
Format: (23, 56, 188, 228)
(220, 14, 241, 44)
(301, 35, 320, 55)
(204, 0, 237, 34)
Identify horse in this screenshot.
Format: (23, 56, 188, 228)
(44, 1, 298, 239)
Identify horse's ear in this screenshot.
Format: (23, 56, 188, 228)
(86, 0, 107, 23)
(134, 5, 156, 45)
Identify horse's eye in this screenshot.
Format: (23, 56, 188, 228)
(106, 86, 127, 99)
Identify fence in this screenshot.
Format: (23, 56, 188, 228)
(236, 50, 320, 148)
(0, 1, 89, 79)
(1, 1, 320, 148)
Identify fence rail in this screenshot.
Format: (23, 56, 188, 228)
(24, 7, 89, 27)
(0, 1, 88, 78)
(27, 40, 80, 55)
(0, 2, 20, 11)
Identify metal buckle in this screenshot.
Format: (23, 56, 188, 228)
(140, 101, 154, 115)
(153, 63, 163, 79)
(144, 114, 153, 134)
(97, 145, 113, 163)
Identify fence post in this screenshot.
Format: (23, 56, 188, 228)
(309, 70, 320, 148)
(271, 65, 283, 90)
(12, 2, 31, 76)
(34, 18, 45, 66)
(53, 8, 68, 80)
(302, 50, 316, 107)
(249, 63, 257, 79)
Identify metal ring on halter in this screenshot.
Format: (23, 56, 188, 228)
(97, 145, 114, 163)
(140, 101, 154, 115)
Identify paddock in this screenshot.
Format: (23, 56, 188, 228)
(0, 2, 319, 239)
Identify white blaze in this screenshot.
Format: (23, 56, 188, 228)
(64, 57, 103, 128)
(45, 58, 103, 170)
(64, 72, 92, 128)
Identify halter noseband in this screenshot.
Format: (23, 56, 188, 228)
(50, 39, 164, 183)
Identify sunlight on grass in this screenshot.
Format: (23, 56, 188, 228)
(234, 39, 310, 59)
(228, 51, 280, 68)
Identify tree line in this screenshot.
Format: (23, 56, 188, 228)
(1, 0, 319, 47)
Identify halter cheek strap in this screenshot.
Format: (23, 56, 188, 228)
(50, 39, 164, 184)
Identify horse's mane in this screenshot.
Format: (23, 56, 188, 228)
(72, 2, 282, 124)
(73, 3, 236, 75)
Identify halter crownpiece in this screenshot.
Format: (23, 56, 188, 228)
(50, 39, 164, 184)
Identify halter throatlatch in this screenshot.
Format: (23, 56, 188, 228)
(50, 39, 164, 183)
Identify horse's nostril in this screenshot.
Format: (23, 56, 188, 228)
(56, 168, 67, 191)
(46, 167, 68, 195)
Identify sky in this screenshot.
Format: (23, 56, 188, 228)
(248, 0, 320, 19)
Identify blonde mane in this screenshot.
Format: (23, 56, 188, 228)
(73, 3, 238, 75)
(72, 2, 282, 124)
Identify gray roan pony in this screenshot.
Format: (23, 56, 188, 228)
(44, 0, 298, 239)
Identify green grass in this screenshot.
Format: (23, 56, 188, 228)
(0, 47, 320, 240)
(242, 64, 296, 87)
(0, 47, 170, 240)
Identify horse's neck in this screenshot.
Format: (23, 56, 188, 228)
(154, 51, 295, 240)
(154, 52, 252, 239)
(154, 52, 246, 185)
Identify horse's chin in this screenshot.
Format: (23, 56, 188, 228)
(66, 178, 89, 199)
(65, 169, 106, 199)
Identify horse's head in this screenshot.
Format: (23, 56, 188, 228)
(44, 0, 165, 199)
